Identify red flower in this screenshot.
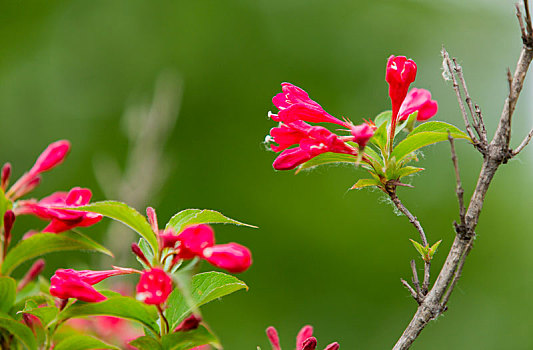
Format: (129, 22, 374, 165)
(136, 268, 173, 305)
(348, 121, 376, 149)
(203, 243, 252, 273)
(16, 187, 102, 233)
(266, 325, 339, 350)
(175, 224, 215, 259)
(50, 268, 133, 302)
(270, 122, 357, 171)
(270, 83, 345, 126)
(398, 88, 438, 121)
(386, 55, 417, 119)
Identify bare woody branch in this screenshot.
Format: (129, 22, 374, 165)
(392, 1, 533, 348)
(447, 132, 466, 225)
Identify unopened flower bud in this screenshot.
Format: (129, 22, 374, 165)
(203, 243, 252, 273)
(324, 342, 340, 350)
(18, 259, 45, 291)
(131, 243, 151, 267)
(146, 207, 158, 234)
(1, 163, 11, 190)
(14, 176, 41, 198)
(174, 314, 202, 332)
(301, 337, 317, 350)
(28, 140, 71, 176)
(136, 268, 173, 305)
(3, 210, 15, 242)
(266, 326, 281, 350)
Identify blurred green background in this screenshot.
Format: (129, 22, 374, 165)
(1, 0, 532, 348)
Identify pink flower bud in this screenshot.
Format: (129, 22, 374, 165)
(176, 224, 215, 259)
(301, 337, 317, 350)
(136, 268, 172, 305)
(266, 326, 281, 350)
(398, 88, 438, 121)
(131, 243, 151, 267)
(203, 243, 252, 273)
(1, 163, 11, 190)
(386, 55, 417, 118)
(297, 326, 314, 350)
(174, 314, 202, 332)
(28, 140, 71, 176)
(18, 259, 45, 291)
(324, 342, 340, 350)
(22, 313, 41, 333)
(348, 121, 376, 149)
(159, 229, 180, 250)
(146, 207, 158, 234)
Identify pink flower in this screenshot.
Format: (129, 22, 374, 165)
(136, 268, 173, 305)
(270, 83, 345, 126)
(175, 224, 215, 258)
(266, 325, 339, 350)
(270, 122, 357, 171)
(203, 243, 252, 273)
(174, 314, 202, 332)
(16, 187, 102, 233)
(386, 56, 417, 119)
(50, 268, 133, 302)
(348, 120, 376, 149)
(28, 140, 71, 177)
(398, 88, 438, 121)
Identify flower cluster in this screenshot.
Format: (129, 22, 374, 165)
(266, 83, 376, 171)
(266, 325, 339, 350)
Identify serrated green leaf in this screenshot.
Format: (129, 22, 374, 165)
(165, 209, 256, 234)
(391, 122, 470, 163)
(350, 178, 381, 190)
(373, 110, 392, 127)
(409, 239, 428, 258)
(166, 272, 247, 329)
(0, 277, 16, 314)
(162, 326, 220, 350)
(2, 231, 112, 275)
(54, 334, 119, 350)
(0, 315, 37, 350)
(73, 201, 158, 254)
(57, 296, 159, 335)
(129, 336, 163, 350)
(396, 166, 424, 179)
(294, 153, 357, 174)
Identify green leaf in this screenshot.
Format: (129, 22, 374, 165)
(20, 302, 58, 327)
(409, 239, 428, 260)
(137, 238, 154, 268)
(295, 153, 357, 174)
(0, 277, 16, 313)
(165, 209, 256, 234)
(0, 315, 37, 350)
(0, 188, 11, 229)
(391, 122, 471, 162)
(2, 231, 112, 275)
(350, 178, 381, 190)
(162, 326, 220, 350)
(129, 336, 163, 350)
(57, 296, 159, 335)
(395, 111, 418, 135)
(373, 110, 392, 127)
(54, 335, 119, 350)
(73, 201, 158, 254)
(396, 166, 424, 179)
(428, 240, 442, 259)
(166, 272, 248, 329)
(369, 121, 388, 153)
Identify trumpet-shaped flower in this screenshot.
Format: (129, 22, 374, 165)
(398, 88, 438, 121)
(266, 325, 339, 350)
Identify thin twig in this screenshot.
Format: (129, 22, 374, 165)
(512, 129, 533, 156)
(441, 237, 474, 306)
(389, 192, 428, 246)
(524, 0, 533, 36)
(442, 48, 479, 146)
(517, 3, 528, 40)
(453, 58, 485, 143)
(401, 279, 419, 302)
(410, 259, 421, 298)
(447, 132, 466, 224)
(475, 104, 487, 139)
(422, 262, 431, 295)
